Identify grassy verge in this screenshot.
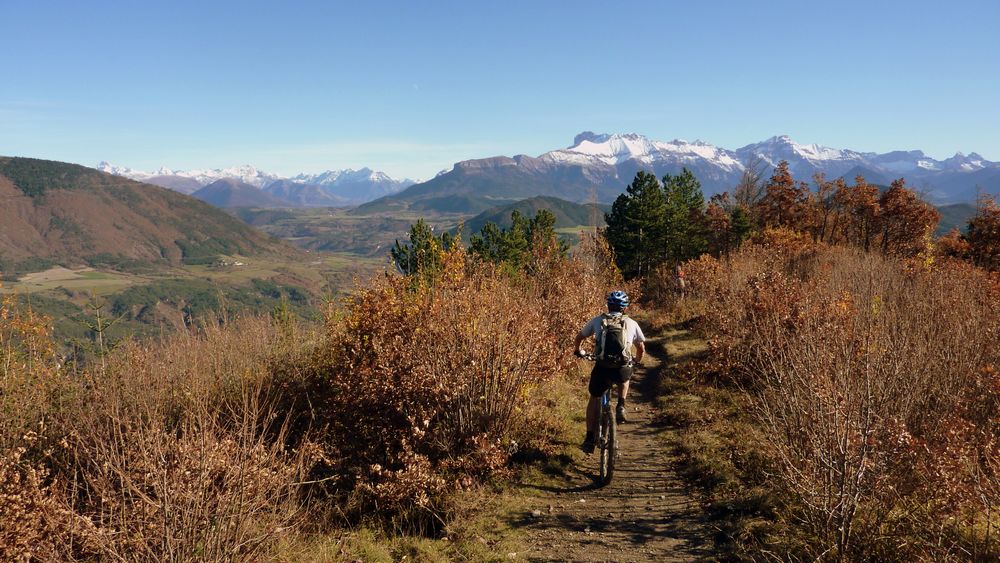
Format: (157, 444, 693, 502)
(271, 375, 585, 561)
(654, 366, 787, 558)
(641, 310, 798, 560)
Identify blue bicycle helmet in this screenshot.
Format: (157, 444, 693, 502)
(607, 290, 630, 310)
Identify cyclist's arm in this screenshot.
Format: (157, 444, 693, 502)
(575, 318, 598, 355)
(634, 341, 645, 364)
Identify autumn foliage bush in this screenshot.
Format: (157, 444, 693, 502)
(681, 238, 1000, 559)
(295, 239, 621, 528)
(0, 236, 617, 557)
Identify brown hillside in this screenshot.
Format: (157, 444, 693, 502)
(0, 156, 291, 266)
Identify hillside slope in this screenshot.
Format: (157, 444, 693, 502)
(464, 196, 607, 235)
(0, 157, 290, 267)
(193, 178, 291, 208)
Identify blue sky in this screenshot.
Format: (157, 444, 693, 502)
(2, 0, 998, 179)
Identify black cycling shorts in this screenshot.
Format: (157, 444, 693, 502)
(588, 364, 633, 397)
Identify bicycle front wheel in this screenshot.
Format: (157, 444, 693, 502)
(604, 408, 617, 485)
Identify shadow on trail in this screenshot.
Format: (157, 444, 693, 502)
(636, 324, 710, 405)
(521, 479, 603, 495)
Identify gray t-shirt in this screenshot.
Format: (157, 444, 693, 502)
(579, 313, 645, 348)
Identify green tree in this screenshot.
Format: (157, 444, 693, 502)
(470, 209, 568, 272)
(661, 168, 708, 262)
(391, 219, 456, 279)
(604, 171, 668, 279)
(729, 205, 753, 249)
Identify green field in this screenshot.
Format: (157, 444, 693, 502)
(234, 207, 464, 256)
(3, 251, 386, 343)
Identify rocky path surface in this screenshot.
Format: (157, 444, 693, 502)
(508, 324, 712, 562)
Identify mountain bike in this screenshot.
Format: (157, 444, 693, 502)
(577, 353, 630, 486)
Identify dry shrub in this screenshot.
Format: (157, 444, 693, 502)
(0, 296, 85, 560)
(300, 241, 619, 527)
(1, 237, 621, 554)
(58, 317, 316, 561)
(681, 240, 1000, 559)
(1, 310, 318, 561)
(67, 397, 309, 560)
(0, 432, 93, 562)
(0, 293, 68, 451)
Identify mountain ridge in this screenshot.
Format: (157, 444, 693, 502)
(96, 161, 415, 205)
(359, 132, 1000, 213)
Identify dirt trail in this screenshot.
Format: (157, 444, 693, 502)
(508, 323, 712, 562)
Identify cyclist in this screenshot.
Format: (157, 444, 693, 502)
(574, 290, 645, 454)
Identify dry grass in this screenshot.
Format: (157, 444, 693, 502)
(0, 238, 619, 559)
(1, 312, 319, 560)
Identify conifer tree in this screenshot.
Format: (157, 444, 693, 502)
(391, 218, 454, 279)
(604, 171, 668, 279)
(470, 209, 568, 272)
(662, 168, 708, 262)
(729, 205, 753, 249)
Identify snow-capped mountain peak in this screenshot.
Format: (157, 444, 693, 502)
(97, 161, 415, 205)
(97, 162, 279, 188)
(290, 167, 408, 187)
(97, 161, 150, 178)
(548, 132, 743, 172)
(736, 135, 866, 170)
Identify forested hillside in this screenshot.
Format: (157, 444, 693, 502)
(0, 157, 289, 271)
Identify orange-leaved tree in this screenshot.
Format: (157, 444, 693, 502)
(967, 193, 1000, 271)
(875, 178, 940, 256)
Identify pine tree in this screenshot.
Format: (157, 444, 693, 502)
(526, 209, 569, 257)
(604, 171, 668, 279)
(470, 209, 568, 272)
(662, 168, 708, 262)
(729, 205, 753, 249)
(391, 218, 451, 279)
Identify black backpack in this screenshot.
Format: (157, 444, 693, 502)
(595, 313, 631, 368)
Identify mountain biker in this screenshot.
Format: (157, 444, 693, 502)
(574, 290, 645, 454)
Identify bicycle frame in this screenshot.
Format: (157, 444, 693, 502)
(597, 382, 618, 485)
(576, 351, 627, 486)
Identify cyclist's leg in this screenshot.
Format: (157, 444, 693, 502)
(615, 365, 634, 422)
(615, 365, 634, 403)
(586, 396, 600, 433)
(618, 379, 631, 403)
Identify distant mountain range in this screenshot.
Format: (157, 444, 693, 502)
(96, 161, 414, 206)
(359, 132, 1000, 214)
(0, 157, 290, 267)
